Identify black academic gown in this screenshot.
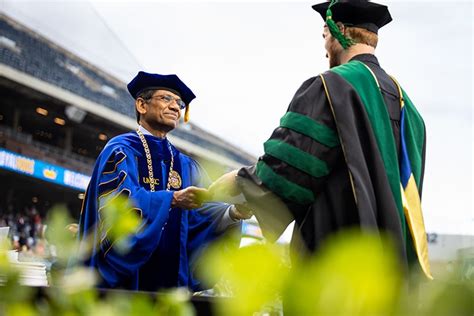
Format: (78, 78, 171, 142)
(237, 54, 426, 275)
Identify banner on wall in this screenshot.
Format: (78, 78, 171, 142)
(0, 148, 90, 191)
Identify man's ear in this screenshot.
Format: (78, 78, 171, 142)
(337, 22, 345, 33)
(136, 98, 147, 116)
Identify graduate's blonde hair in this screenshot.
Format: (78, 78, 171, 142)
(345, 26, 379, 48)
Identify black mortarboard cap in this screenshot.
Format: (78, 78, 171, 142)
(312, 0, 392, 34)
(127, 71, 196, 105)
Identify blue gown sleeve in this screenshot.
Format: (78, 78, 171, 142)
(187, 159, 239, 238)
(93, 145, 174, 288)
(185, 159, 241, 291)
(190, 160, 239, 231)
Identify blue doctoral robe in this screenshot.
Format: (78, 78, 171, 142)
(77, 132, 239, 291)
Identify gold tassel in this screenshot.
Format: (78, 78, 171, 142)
(184, 105, 190, 123)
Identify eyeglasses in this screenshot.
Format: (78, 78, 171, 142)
(147, 94, 186, 110)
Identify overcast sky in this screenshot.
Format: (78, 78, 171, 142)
(2, 0, 473, 236)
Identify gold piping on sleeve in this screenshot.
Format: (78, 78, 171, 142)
(102, 151, 127, 175)
(100, 208, 143, 244)
(103, 207, 144, 257)
(79, 189, 88, 215)
(98, 187, 133, 237)
(98, 172, 128, 201)
(98, 170, 126, 187)
(102, 240, 114, 257)
(103, 239, 115, 257)
(98, 188, 131, 213)
(319, 73, 358, 206)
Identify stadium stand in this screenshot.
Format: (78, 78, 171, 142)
(0, 14, 256, 166)
(0, 125, 94, 174)
(0, 13, 260, 279)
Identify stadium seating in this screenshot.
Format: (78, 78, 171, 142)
(0, 125, 94, 175)
(0, 17, 254, 166)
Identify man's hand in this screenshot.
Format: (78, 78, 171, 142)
(229, 204, 253, 221)
(171, 186, 210, 209)
(208, 170, 240, 201)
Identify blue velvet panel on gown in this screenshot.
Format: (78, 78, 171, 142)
(77, 132, 237, 292)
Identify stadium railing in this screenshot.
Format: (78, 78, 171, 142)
(0, 125, 94, 175)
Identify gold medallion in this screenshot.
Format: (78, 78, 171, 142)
(169, 170, 182, 189)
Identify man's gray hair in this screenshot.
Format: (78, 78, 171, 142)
(135, 89, 157, 124)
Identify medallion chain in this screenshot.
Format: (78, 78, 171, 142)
(136, 129, 174, 192)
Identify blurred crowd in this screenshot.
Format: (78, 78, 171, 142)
(0, 206, 56, 262)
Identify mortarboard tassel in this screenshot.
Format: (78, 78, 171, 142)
(326, 0, 355, 49)
(184, 104, 190, 123)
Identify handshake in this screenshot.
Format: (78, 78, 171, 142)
(171, 170, 252, 220)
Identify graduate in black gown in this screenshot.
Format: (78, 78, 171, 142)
(210, 0, 432, 280)
(77, 72, 251, 292)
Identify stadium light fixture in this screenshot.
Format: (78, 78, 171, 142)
(36, 107, 48, 116)
(54, 117, 66, 126)
(98, 133, 108, 141)
(65, 105, 86, 123)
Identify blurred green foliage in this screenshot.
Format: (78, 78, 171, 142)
(44, 205, 78, 265)
(1, 199, 473, 316)
(199, 230, 473, 316)
(0, 198, 194, 316)
(283, 231, 402, 315)
(0, 239, 35, 315)
(100, 195, 141, 254)
(200, 241, 289, 315)
(196, 158, 228, 182)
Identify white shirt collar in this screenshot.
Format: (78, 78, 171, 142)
(138, 125, 153, 136)
(138, 125, 169, 140)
